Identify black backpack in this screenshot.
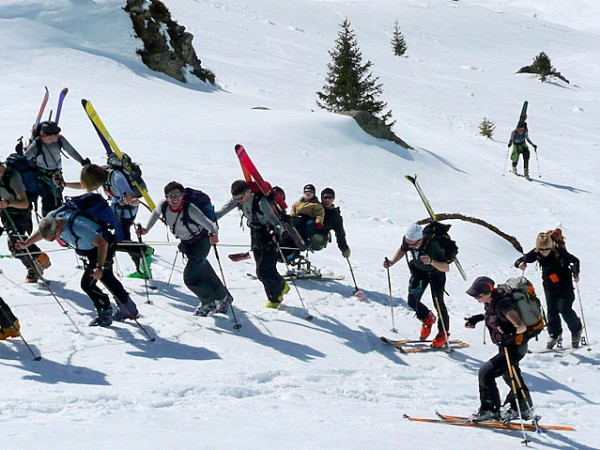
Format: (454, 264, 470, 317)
(422, 221, 458, 263)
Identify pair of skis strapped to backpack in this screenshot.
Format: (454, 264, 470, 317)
(81, 99, 156, 211)
(234, 144, 306, 252)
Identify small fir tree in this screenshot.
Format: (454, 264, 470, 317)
(316, 18, 394, 127)
(531, 52, 554, 82)
(391, 20, 407, 57)
(479, 117, 495, 139)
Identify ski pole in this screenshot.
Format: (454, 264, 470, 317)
(167, 251, 179, 286)
(503, 347, 529, 444)
(503, 347, 537, 441)
(533, 147, 541, 178)
(276, 243, 313, 321)
(2, 210, 80, 332)
(346, 258, 363, 296)
(385, 259, 398, 333)
(136, 224, 153, 305)
(0, 300, 42, 360)
(574, 281, 591, 351)
(503, 144, 512, 176)
(431, 290, 452, 353)
(212, 244, 241, 331)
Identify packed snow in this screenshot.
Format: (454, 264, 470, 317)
(1, 0, 599, 448)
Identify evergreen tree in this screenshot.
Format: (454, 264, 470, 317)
(531, 52, 554, 82)
(317, 18, 394, 127)
(391, 20, 407, 57)
(479, 117, 495, 139)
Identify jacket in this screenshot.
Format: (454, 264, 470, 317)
(291, 197, 325, 225)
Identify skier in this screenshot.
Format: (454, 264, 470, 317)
(65, 162, 154, 279)
(310, 187, 351, 258)
(24, 121, 88, 216)
(138, 182, 231, 316)
(464, 276, 533, 422)
(0, 160, 50, 282)
(290, 183, 325, 245)
(216, 180, 289, 308)
(514, 232, 582, 349)
(15, 201, 139, 327)
(383, 223, 450, 347)
(507, 122, 537, 180)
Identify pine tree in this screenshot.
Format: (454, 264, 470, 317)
(391, 20, 407, 57)
(316, 18, 394, 127)
(479, 117, 495, 139)
(531, 52, 554, 82)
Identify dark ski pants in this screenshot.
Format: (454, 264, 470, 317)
(511, 144, 530, 173)
(79, 243, 129, 312)
(478, 343, 532, 414)
(251, 228, 286, 302)
(36, 174, 64, 217)
(180, 236, 227, 306)
(1, 209, 42, 276)
(408, 269, 449, 332)
(115, 216, 143, 271)
(545, 290, 582, 339)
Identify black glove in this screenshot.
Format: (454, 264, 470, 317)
(533, 144, 538, 150)
(507, 143, 511, 148)
(81, 157, 91, 166)
(464, 314, 484, 328)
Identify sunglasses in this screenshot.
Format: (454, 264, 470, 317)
(167, 192, 184, 198)
(233, 191, 248, 201)
(322, 195, 334, 200)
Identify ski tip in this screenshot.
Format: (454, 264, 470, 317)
(234, 144, 243, 150)
(34, 356, 42, 361)
(61, 87, 69, 93)
(81, 99, 88, 106)
(353, 290, 365, 297)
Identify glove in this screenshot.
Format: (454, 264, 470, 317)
(507, 143, 511, 148)
(315, 222, 323, 231)
(464, 314, 484, 328)
(81, 157, 91, 166)
(533, 144, 538, 150)
(342, 249, 351, 259)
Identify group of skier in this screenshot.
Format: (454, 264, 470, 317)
(0, 96, 586, 430)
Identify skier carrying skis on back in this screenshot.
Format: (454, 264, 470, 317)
(24, 121, 89, 216)
(507, 122, 537, 180)
(216, 180, 290, 309)
(464, 276, 534, 422)
(383, 223, 450, 348)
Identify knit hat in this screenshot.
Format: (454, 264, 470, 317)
(404, 223, 423, 241)
(303, 184, 316, 193)
(321, 187, 335, 199)
(466, 276, 495, 297)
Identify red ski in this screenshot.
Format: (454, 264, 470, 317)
(234, 144, 306, 251)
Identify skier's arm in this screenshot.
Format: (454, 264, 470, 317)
(215, 198, 237, 220)
(141, 200, 165, 233)
(384, 245, 406, 268)
(187, 204, 219, 236)
(259, 198, 284, 237)
(420, 255, 449, 272)
(505, 309, 527, 334)
(58, 137, 85, 164)
(515, 249, 536, 270)
(91, 234, 109, 280)
(15, 229, 44, 249)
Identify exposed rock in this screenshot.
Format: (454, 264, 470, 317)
(124, 0, 215, 84)
(341, 110, 412, 149)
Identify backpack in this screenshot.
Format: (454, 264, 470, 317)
(3, 153, 39, 203)
(55, 193, 124, 246)
(422, 221, 458, 263)
(546, 228, 566, 250)
(497, 276, 545, 343)
(160, 188, 216, 237)
(106, 153, 146, 199)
